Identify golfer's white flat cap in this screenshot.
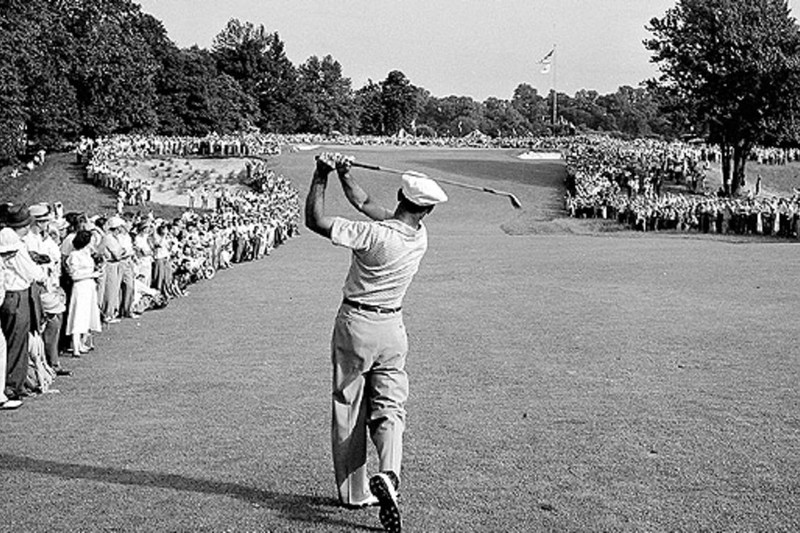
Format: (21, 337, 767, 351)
(402, 171, 448, 206)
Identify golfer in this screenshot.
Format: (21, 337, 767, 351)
(305, 153, 446, 533)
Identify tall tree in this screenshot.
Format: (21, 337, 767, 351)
(0, 0, 80, 153)
(156, 46, 257, 135)
(418, 95, 482, 136)
(212, 19, 272, 93)
(646, 0, 800, 195)
(354, 80, 384, 135)
(0, 36, 27, 161)
(560, 89, 607, 132)
(295, 55, 357, 134)
(213, 21, 298, 132)
(481, 97, 527, 137)
(511, 84, 546, 134)
(0, 1, 37, 160)
(64, 0, 162, 136)
(597, 86, 657, 138)
(258, 33, 298, 132)
(380, 70, 423, 135)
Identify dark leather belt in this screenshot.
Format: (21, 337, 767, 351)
(343, 298, 401, 314)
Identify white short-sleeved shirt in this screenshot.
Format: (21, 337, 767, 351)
(2, 246, 45, 291)
(330, 217, 428, 308)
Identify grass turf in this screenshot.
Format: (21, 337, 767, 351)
(0, 147, 798, 532)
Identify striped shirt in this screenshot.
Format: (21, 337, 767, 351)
(331, 217, 427, 308)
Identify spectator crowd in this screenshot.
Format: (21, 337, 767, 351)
(76, 132, 282, 164)
(79, 133, 280, 212)
(1, 136, 299, 411)
(5, 130, 799, 411)
(561, 135, 800, 238)
(77, 132, 800, 243)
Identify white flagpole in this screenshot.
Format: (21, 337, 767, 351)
(552, 44, 558, 126)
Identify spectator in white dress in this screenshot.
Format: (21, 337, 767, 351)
(65, 230, 101, 355)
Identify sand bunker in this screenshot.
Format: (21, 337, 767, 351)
(113, 156, 254, 207)
(517, 151, 563, 161)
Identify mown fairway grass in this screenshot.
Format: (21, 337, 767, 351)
(1, 146, 798, 532)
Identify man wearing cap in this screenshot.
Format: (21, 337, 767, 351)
(0, 233, 23, 410)
(0, 206, 46, 401)
(305, 153, 447, 533)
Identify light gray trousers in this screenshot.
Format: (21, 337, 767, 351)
(330, 304, 408, 505)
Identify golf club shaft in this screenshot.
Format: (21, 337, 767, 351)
(350, 161, 523, 209)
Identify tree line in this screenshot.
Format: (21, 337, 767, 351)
(0, 0, 685, 164)
(4, 0, 800, 198)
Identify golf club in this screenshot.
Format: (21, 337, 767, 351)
(348, 161, 523, 209)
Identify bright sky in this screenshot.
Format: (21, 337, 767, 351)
(137, 0, 800, 101)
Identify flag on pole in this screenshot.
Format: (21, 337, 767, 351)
(538, 48, 554, 74)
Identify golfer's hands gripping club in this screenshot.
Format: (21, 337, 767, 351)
(315, 152, 354, 175)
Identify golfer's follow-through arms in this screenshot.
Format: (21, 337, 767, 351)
(305, 153, 392, 238)
(307, 152, 523, 230)
(304, 156, 335, 238)
(334, 156, 394, 221)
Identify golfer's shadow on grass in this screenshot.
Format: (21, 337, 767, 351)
(0, 453, 382, 531)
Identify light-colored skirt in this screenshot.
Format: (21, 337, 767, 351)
(67, 279, 102, 335)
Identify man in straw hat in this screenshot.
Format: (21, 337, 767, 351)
(305, 152, 447, 533)
(25, 204, 71, 375)
(25, 203, 55, 263)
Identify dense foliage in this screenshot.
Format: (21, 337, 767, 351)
(646, 0, 800, 195)
(10, 0, 795, 164)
